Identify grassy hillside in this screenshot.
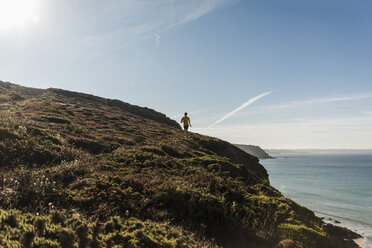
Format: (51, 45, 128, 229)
(0, 81, 360, 248)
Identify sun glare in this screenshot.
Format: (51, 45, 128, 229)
(0, 0, 40, 31)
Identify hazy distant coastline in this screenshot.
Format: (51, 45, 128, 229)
(266, 149, 372, 155)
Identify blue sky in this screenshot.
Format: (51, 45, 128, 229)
(1, 0, 372, 148)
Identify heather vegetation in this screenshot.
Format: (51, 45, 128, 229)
(0, 81, 360, 247)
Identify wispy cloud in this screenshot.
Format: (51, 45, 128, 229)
(154, 34, 161, 44)
(62, 0, 238, 58)
(171, 107, 216, 119)
(248, 93, 372, 112)
(206, 91, 272, 130)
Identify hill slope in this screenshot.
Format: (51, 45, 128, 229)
(0, 80, 360, 248)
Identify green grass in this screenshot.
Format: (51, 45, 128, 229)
(0, 208, 215, 248)
(277, 223, 328, 247)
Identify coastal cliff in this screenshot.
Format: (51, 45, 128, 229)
(234, 144, 272, 159)
(0, 81, 360, 247)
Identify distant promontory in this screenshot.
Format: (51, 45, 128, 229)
(234, 144, 272, 159)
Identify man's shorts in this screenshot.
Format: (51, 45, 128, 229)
(184, 125, 189, 131)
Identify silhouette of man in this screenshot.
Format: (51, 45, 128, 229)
(180, 112, 191, 136)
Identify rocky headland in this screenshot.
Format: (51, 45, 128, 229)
(234, 144, 272, 159)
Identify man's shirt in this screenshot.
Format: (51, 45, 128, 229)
(181, 117, 190, 126)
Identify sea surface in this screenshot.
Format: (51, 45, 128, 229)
(260, 153, 372, 248)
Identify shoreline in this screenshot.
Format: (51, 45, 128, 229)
(260, 153, 372, 248)
(315, 211, 370, 248)
(262, 153, 372, 248)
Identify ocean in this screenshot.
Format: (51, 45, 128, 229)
(260, 153, 372, 248)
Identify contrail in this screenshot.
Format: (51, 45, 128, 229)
(206, 91, 272, 130)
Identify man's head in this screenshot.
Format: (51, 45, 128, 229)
(184, 112, 188, 116)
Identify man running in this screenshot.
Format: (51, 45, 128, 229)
(180, 112, 191, 136)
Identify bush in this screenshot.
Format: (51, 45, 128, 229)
(59, 228, 75, 248)
(76, 223, 90, 248)
(34, 217, 46, 235)
(21, 231, 35, 248)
